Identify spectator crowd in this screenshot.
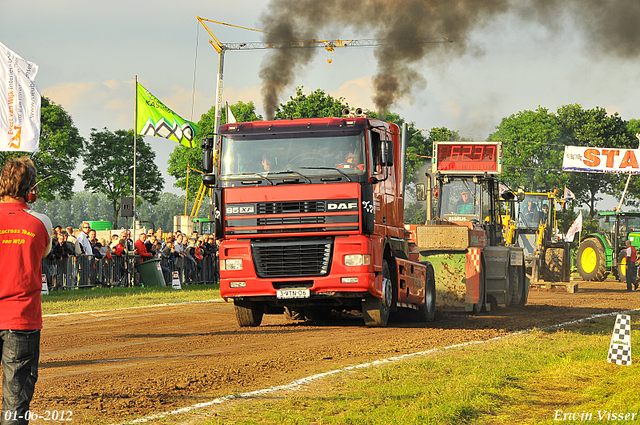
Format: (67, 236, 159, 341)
(45, 223, 219, 289)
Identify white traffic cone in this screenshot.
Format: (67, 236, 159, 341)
(607, 314, 632, 366)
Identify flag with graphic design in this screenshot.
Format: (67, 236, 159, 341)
(136, 82, 198, 147)
(0, 42, 41, 152)
(565, 211, 582, 242)
(564, 187, 576, 201)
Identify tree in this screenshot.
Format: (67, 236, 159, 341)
(274, 86, 348, 119)
(0, 96, 84, 201)
(81, 128, 163, 227)
(489, 105, 635, 218)
(557, 105, 634, 215)
(168, 101, 262, 198)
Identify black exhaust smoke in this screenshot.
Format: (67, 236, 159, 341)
(258, 0, 640, 120)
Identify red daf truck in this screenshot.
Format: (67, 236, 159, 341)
(201, 111, 436, 327)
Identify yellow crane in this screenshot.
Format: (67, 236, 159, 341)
(193, 18, 451, 221)
(196, 17, 451, 147)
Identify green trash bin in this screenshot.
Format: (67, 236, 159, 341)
(135, 258, 166, 287)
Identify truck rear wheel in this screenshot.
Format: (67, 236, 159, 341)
(576, 238, 607, 281)
(363, 261, 392, 327)
(234, 299, 264, 327)
(417, 262, 436, 322)
(542, 247, 564, 282)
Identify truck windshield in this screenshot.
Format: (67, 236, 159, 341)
(438, 178, 482, 222)
(515, 194, 550, 229)
(220, 130, 366, 179)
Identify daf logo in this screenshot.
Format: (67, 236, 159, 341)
(327, 202, 358, 210)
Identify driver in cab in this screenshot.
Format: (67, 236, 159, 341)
(455, 191, 474, 214)
(337, 152, 364, 170)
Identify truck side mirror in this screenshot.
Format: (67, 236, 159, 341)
(202, 136, 215, 174)
(381, 140, 394, 166)
(416, 183, 426, 201)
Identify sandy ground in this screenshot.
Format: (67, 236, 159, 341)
(23, 280, 640, 424)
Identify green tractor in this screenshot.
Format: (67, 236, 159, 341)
(576, 211, 640, 281)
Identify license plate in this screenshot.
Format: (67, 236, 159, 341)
(276, 289, 310, 299)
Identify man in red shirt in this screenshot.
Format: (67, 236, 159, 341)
(625, 240, 638, 291)
(0, 157, 52, 424)
(135, 233, 152, 263)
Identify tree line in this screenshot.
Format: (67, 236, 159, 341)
(3, 86, 638, 231)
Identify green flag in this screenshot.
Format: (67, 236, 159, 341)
(136, 82, 199, 147)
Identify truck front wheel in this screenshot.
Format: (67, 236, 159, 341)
(234, 299, 264, 327)
(363, 261, 392, 327)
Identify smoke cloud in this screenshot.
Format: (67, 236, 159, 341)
(258, 0, 640, 120)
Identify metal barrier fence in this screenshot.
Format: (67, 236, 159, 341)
(41, 254, 219, 290)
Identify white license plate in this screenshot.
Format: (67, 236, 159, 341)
(276, 289, 310, 299)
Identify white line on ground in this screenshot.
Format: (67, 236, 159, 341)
(123, 308, 639, 425)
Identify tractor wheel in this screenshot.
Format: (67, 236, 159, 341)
(363, 261, 392, 327)
(542, 247, 565, 282)
(617, 251, 627, 283)
(234, 299, 264, 327)
(416, 262, 437, 322)
(576, 238, 607, 281)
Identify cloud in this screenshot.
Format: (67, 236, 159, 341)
(329, 77, 374, 111)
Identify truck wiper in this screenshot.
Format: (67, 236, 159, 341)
(267, 170, 311, 184)
(225, 173, 274, 185)
(299, 167, 352, 182)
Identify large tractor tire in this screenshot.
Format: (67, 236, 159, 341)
(234, 299, 264, 327)
(617, 251, 628, 283)
(363, 261, 393, 327)
(416, 262, 437, 322)
(576, 238, 607, 281)
(542, 247, 565, 282)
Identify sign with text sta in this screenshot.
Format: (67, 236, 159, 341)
(563, 146, 640, 174)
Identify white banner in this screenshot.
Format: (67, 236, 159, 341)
(565, 211, 583, 243)
(563, 145, 640, 174)
(0, 42, 41, 152)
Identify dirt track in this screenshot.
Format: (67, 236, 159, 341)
(27, 280, 640, 424)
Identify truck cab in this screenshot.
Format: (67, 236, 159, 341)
(202, 115, 435, 327)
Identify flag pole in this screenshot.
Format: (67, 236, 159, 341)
(133, 75, 138, 248)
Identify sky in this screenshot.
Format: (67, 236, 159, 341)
(3, 0, 640, 207)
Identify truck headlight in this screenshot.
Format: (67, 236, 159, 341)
(344, 254, 371, 266)
(224, 259, 243, 270)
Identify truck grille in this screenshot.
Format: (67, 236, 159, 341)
(251, 239, 333, 278)
(257, 201, 326, 214)
(225, 198, 359, 237)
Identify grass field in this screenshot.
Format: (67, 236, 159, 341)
(40, 288, 639, 424)
(41, 284, 221, 315)
(174, 315, 640, 425)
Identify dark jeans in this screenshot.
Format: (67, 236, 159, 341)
(626, 261, 637, 291)
(1, 330, 40, 425)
